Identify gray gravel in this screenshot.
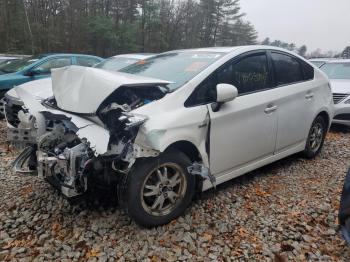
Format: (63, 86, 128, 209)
(1, 121, 350, 261)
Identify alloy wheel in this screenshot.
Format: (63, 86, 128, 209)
(308, 122, 324, 152)
(141, 163, 187, 216)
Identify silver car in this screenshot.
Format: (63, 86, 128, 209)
(320, 60, 350, 126)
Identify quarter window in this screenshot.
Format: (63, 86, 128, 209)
(271, 52, 303, 85)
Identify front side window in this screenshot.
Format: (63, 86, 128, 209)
(35, 57, 71, 74)
(185, 53, 270, 106)
(120, 52, 225, 91)
(320, 63, 350, 80)
(224, 53, 270, 94)
(76, 57, 100, 67)
(271, 52, 303, 85)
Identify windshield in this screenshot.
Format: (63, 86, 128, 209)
(94, 57, 139, 71)
(320, 63, 350, 80)
(120, 51, 225, 91)
(0, 55, 44, 73)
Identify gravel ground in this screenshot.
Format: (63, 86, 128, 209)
(1, 121, 350, 261)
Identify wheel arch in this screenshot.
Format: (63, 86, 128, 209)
(164, 140, 206, 195)
(165, 140, 203, 163)
(317, 110, 331, 129)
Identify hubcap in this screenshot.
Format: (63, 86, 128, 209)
(308, 122, 324, 152)
(141, 163, 187, 216)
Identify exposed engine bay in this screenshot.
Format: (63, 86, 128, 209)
(13, 81, 167, 198)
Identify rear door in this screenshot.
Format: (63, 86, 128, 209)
(269, 51, 316, 153)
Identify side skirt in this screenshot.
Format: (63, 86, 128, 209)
(202, 141, 305, 191)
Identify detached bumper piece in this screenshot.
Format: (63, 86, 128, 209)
(12, 146, 37, 175)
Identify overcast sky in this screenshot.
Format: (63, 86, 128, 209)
(240, 0, 350, 53)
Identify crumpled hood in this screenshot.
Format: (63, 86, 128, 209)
(7, 78, 53, 101)
(15, 85, 110, 155)
(330, 79, 350, 94)
(52, 66, 171, 114)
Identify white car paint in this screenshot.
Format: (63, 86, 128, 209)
(12, 46, 333, 194)
(15, 86, 110, 155)
(51, 66, 170, 114)
(6, 78, 53, 103)
(320, 60, 350, 126)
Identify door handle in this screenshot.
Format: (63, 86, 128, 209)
(305, 92, 314, 99)
(264, 105, 277, 114)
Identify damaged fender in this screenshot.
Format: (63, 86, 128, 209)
(134, 105, 211, 170)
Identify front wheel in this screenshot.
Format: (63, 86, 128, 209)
(302, 115, 327, 158)
(124, 149, 196, 227)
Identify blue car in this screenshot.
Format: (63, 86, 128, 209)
(0, 53, 103, 97)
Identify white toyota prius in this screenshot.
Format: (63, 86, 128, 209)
(7, 46, 333, 227)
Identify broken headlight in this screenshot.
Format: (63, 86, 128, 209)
(119, 113, 148, 130)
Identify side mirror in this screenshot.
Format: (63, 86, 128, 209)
(24, 70, 35, 77)
(25, 68, 46, 77)
(212, 83, 238, 112)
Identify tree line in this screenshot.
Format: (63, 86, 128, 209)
(0, 0, 258, 57)
(261, 37, 308, 57)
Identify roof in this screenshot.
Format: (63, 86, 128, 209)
(112, 53, 155, 60)
(0, 56, 19, 60)
(309, 58, 335, 61)
(324, 59, 350, 64)
(164, 45, 305, 54)
(176, 46, 240, 53)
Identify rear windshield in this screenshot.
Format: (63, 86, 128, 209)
(120, 52, 225, 91)
(320, 63, 350, 80)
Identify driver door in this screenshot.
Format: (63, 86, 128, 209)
(207, 52, 278, 175)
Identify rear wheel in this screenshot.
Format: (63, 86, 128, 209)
(125, 149, 195, 227)
(302, 115, 327, 158)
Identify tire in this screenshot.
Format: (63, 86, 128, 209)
(125, 149, 196, 227)
(302, 115, 327, 158)
(339, 168, 350, 244)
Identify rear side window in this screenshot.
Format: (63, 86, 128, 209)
(271, 52, 303, 85)
(76, 57, 100, 67)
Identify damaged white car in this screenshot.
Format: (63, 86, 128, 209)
(8, 46, 333, 227)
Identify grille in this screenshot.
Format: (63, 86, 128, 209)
(334, 114, 350, 121)
(333, 93, 349, 104)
